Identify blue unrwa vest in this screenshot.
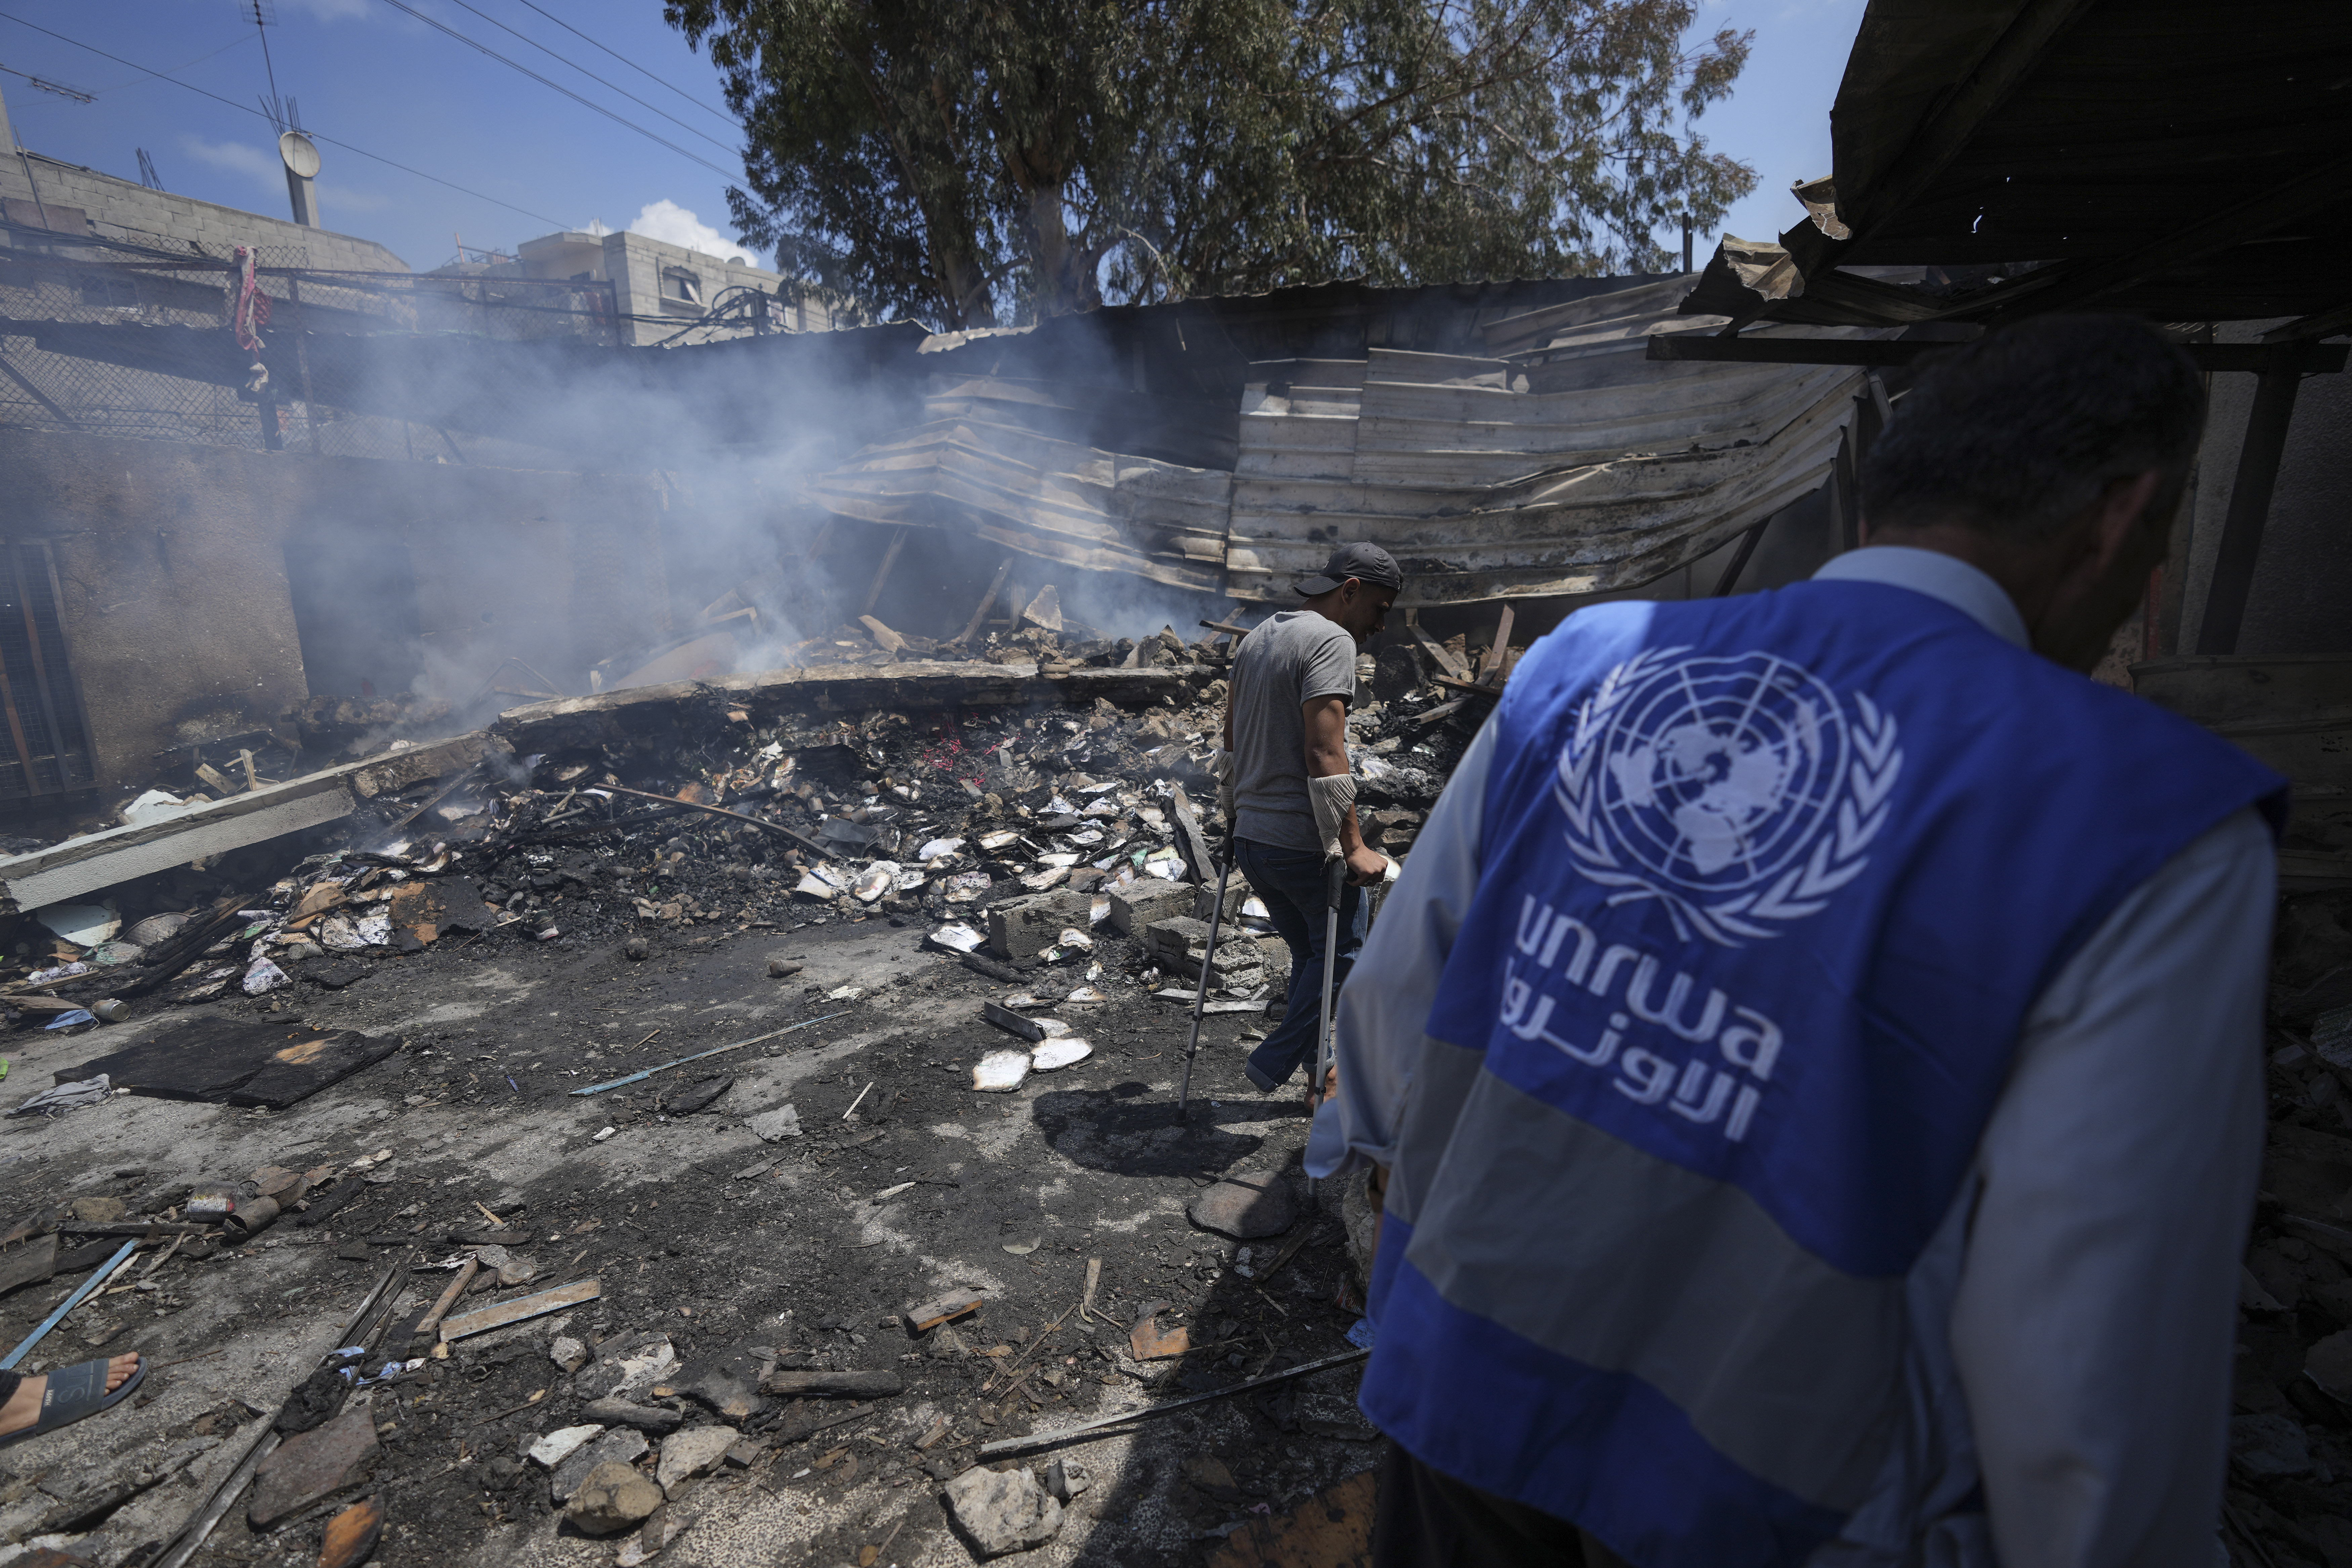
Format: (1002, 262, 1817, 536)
(1359, 580, 2285, 1566)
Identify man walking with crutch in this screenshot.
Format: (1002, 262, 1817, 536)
(1215, 543, 1400, 1100)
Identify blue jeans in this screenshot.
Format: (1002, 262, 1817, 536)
(1236, 837, 1368, 1091)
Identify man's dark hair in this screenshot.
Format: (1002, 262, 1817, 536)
(1861, 314, 2207, 542)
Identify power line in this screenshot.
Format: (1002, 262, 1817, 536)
(0, 12, 573, 230)
(374, 0, 738, 180)
(508, 0, 738, 129)
(431, 0, 740, 154)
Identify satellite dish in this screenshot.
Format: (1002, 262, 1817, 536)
(278, 131, 321, 179)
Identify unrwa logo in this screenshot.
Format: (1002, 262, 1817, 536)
(1554, 646, 1902, 945)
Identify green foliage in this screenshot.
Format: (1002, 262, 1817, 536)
(666, 0, 1755, 329)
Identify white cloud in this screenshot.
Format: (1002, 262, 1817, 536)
(626, 200, 754, 264)
(179, 133, 281, 187)
(319, 182, 389, 214)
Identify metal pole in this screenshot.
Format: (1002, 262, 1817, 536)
(1175, 858, 1234, 1115)
(1314, 857, 1344, 1102)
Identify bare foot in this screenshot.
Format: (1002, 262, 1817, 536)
(0, 1352, 141, 1438)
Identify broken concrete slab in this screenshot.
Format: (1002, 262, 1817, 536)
(527, 1424, 605, 1469)
(550, 1427, 650, 1503)
(989, 889, 1093, 960)
(65, 1017, 401, 1110)
(0, 731, 499, 916)
(248, 1399, 379, 1528)
(655, 1425, 739, 1494)
(1108, 881, 1192, 936)
(1188, 1172, 1299, 1239)
(569, 1459, 663, 1535)
(944, 1464, 1063, 1558)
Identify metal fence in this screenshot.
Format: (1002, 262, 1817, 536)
(0, 227, 624, 463)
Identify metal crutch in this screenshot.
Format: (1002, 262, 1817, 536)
(1175, 854, 1235, 1116)
(1313, 856, 1345, 1110)
(1308, 856, 1346, 1197)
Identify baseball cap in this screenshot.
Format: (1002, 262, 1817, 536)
(1295, 542, 1403, 596)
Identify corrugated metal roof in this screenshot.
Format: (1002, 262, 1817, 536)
(811, 277, 1877, 605)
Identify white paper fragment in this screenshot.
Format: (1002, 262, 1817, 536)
(971, 1051, 1031, 1093)
(917, 837, 966, 861)
(926, 923, 984, 953)
(1030, 1039, 1093, 1071)
(242, 958, 290, 995)
(978, 830, 1022, 850)
(1037, 852, 1080, 868)
(1065, 986, 1107, 1004)
(852, 862, 899, 902)
(1055, 927, 1094, 950)
(1090, 896, 1111, 925)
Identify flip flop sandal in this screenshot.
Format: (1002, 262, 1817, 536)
(0, 1356, 145, 1448)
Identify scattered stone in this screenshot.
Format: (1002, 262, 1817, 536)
(248, 1401, 379, 1528)
(569, 1460, 663, 1535)
(498, 1257, 539, 1288)
(988, 890, 1091, 960)
(944, 1464, 1063, 1558)
(747, 1105, 802, 1142)
(1044, 1458, 1092, 1504)
(655, 1426, 740, 1495)
(1187, 1172, 1299, 1239)
(67, 1196, 125, 1223)
(583, 1397, 685, 1435)
(624, 936, 650, 961)
(310, 961, 367, 990)
(725, 1436, 770, 1468)
(550, 1336, 590, 1375)
(526, 1424, 604, 1469)
(550, 1428, 651, 1503)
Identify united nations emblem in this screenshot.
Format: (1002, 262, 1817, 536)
(1554, 646, 1903, 945)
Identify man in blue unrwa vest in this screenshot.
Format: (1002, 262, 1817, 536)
(1314, 315, 2287, 1567)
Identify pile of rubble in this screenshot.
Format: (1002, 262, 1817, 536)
(0, 624, 1474, 1070)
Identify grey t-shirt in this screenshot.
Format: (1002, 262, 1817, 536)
(1229, 609, 1358, 852)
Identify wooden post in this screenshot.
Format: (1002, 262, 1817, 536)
(860, 527, 910, 617)
(2196, 345, 2302, 654)
(954, 558, 1014, 645)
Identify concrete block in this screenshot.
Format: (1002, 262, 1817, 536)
(988, 890, 1091, 959)
(1108, 881, 1192, 936)
(1144, 917, 1263, 983)
(1193, 879, 1246, 924)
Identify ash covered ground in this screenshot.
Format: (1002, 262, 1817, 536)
(0, 629, 1474, 1567)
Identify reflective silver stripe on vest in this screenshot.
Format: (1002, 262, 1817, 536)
(1383, 1035, 1488, 1231)
(1399, 1067, 1905, 1513)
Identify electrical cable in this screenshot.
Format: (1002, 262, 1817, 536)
(373, 0, 738, 179)
(430, 0, 740, 153)
(508, 0, 739, 128)
(0, 12, 572, 230)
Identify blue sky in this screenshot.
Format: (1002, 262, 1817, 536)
(0, 0, 1862, 284)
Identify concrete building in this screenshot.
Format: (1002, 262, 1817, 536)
(509, 227, 838, 345)
(0, 86, 405, 271)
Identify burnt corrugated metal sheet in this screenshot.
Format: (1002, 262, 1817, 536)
(810, 375, 1233, 592)
(812, 278, 1876, 604)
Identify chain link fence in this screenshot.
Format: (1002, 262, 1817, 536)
(0, 228, 625, 464)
